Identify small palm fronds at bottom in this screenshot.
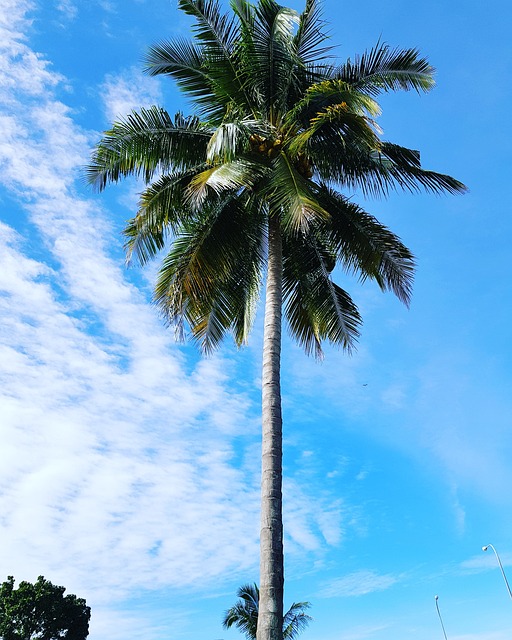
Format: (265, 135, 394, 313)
(222, 583, 312, 640)
(282, 601, 312, 640)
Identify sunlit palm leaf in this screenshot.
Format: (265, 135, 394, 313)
(207, 120, 250, 162)
(86, 108, 211, 190)
(285, 79, 381, 130)
(185, 158, 266, 207)
(268, 152, 329, 233)
(287, 103, 380, 160)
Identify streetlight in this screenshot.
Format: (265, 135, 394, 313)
(482, 544, 512, 600)
(435, 595, 448, 640)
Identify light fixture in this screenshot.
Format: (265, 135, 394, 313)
(482, 543, 512, 600)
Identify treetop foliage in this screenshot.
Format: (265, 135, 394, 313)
(0, 576, 90, 640)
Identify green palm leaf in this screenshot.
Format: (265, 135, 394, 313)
(282, 601, 312, 639)
(335, 41, 436, 95)
(283, 233, 362, 356)
(86, 108, 211, 190)
(223, 584, 312, 640)
(176, 0, 254, 118)
(124, 167, 207, 266)
(153, 195, 265, 351)
(249, 0, 300, 118)
(313, 183, 415, 304)
(145, 38, 210, 96)
(294, 0, 332, 64)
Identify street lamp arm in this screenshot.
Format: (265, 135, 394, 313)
(482, 544, 512, 601)
(435, 595, 448, 640)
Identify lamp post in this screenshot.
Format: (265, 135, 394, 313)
(435, 595, 448, 640)
(482, 544, 512, 600)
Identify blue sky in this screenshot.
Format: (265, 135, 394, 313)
(1, 1, 512, 640)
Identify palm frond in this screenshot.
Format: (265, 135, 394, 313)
(249, 0, 300, 118)
(285, 79, 381, 129)
(145, 38, 209, 92)
(206, 120, 249, 163)
(268, 152, 330, 233)
(179, 0, 239, 51)
(124, 167, 207, 266)
(294, 0, 332, 64)
(287, 102, 381, 159)
(335, 42, 435, 95)
(314, 184, 416, 305)
(307, 135, 467, 197)
(223, 583, 312, 640)
(86, 108, 211, 191)
(282, 601, 312, 640)
(230, 0, 254, 30)
(223, 584, 259, 640)
(283, 233, 362, 356)
(154, 195, 265, 352)
(185, 158, 266, 208)
(176, 0, 255, 118)
(378, 143, 468, 194)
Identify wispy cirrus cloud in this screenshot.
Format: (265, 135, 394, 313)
(101, 66, 163, 123)
(55, 0, 77, 22)
(0, 0, 260, 611)
(318, 570, 399, 598)
(459, 550, 512, 575)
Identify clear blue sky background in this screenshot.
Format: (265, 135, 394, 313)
(1, 1, 512, 640)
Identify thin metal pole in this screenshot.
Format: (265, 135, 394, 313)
(482, 544, 512, 600)
(435, 595, 448, 640)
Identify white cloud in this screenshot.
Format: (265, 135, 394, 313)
(0, 221, 261, 601)
(56, 0, 77, 22)
(324, 624, 391, 640)
(101, 66, 163, 123)
(450, 634, 512, 640)
(0, 0, 260, 613)
(319, 570, 399, 598)
(459, 550, 512, 574)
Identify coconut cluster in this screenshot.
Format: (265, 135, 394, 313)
(249, 134, 283, 159)
(248, 134, 314, 178)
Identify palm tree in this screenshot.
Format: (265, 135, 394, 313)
(223, 584, 311, 640)
(87, 2, 466, 640)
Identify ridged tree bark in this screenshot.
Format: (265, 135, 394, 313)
(257, 214, 284, 640)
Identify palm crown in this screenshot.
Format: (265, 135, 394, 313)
(87, 0, 465, 358)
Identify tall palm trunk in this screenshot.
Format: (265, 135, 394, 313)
(257, 215, 284, 640)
